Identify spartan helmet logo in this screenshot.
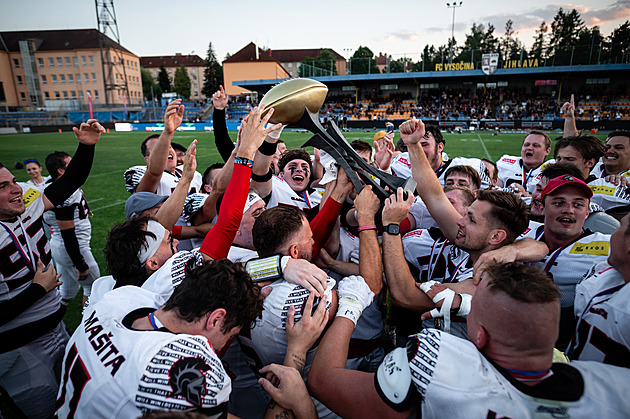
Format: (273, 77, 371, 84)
(562, 175, 575, 181)
(168, 357, 212, 407)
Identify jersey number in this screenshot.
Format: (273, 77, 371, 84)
(57, 344, 91, 418)
(572, 319, 630, 368)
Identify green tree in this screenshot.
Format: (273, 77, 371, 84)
(530, 21, 548, 61)
(350, 46, 379, 74)
(201, 42, 223, 97)
(173, 66, 191, 99)
(157, 65, 171, 93)
(548, 8, 585, 62)
(606, 20, 630, 61)
(500, 19, 524, 60)
(298, 49, 338, 77)
(141, 68, 161, 100)
(456, 23, 498, 63)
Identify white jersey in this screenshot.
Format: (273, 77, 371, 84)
(56, 286, 230, 418)
(591, 162, 630, 179)
(408, 197, 439, 230)
(392, 153, 492, 189)
(523, 227, 610, 307)
(568, 263, 630, 368)
(43, 188, 92, 246)
(227, 246, 258, 263)
(402, 229, 471, 338)
(178, 192, 210, 251)
(0, 183, 59, 333)
(587, 178, 630, 211)
(496, 155, 553, 193)
(376, 329, 630, 418)
(266, 175, 316, 210)
(26, 175, 51, 191)
(124, 165, 202, 196)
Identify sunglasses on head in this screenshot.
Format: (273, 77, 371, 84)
(23, 159, 37, 164)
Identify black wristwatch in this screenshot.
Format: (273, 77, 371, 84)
(383, 224, 401, 235)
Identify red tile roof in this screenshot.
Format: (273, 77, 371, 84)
(224, 43, 344, 63)
(223, 42, 277, 63)
(0, 29, 134, 55)
(140, 54, 205, 68)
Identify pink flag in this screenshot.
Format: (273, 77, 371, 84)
(87, 91, 93, 119)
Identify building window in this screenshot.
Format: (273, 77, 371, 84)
(79, 91, 84, 100)
(41, 75, 47, 85)
(38, 58, 44, 68)
(63, 91, 68, 99)
(115, 73, 119, 82)
(49, 58, 55, 67)
(194, 91, 198, 96)
(192, 75, 197, 80)
(192, 68, 196, 73)
(16, 75, 23, 85)
(44, 91, 50, 100)
(84, 73, 89, 83)
(76, 74, 81, 84)
(20, 92, 26, 101)
(57, 57, 63, 67)
(65, 57, 71, 67)
(93, 90, 99, 99)
(153, 69, 158, 76)
(68, 74, 74, 84)
(71, 91, 77, 99)
(288, 63, 293, 68)
(193, 83, 197, 89)
(52, 75, 58, 84)
(82, 56, 87, 66)
(126, 59, 129, 67)
(91, 73, 96, 83)
(89, 56, 94, 66)
(13, 59, 20, 68)
(73, 57, 78, 67)
(60, 74, 66, 84)
(55, 91, 60, 99)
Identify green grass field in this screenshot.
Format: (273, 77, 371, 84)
(0, 128, 611, 332)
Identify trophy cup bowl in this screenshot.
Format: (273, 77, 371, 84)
(259, 78, 328, 124)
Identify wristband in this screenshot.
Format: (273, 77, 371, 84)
(171, 225, 183, 239)
(234, 156, 254, 168)
(258, 140, 278, 156)
(457, 293, 472, 317)
(358, 225, 377, 233)
(251, 168, 273, 182)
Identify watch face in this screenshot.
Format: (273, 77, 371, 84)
(386, 224, 400, 235)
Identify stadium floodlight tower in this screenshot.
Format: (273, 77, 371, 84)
(95, 0, 130, 108)
(446, 2, 463, 65)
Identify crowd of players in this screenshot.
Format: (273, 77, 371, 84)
(2, 83, 630, 418)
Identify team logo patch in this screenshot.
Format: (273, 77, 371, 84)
(168, 357, 212, 407)
(589, 185, 615, 196)
(569, 241, 610, 256)
(22, 188, 41, 208)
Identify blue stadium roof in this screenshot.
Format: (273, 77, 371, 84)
(234, 63, 630, 88)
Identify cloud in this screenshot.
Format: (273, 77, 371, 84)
(384, 30, 421, 42)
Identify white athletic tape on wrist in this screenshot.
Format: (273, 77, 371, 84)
(418, 280, 439, 293)
(457, 293, 472, 317)
(420, 283, 455, 334)
(337, 298, 364, 325)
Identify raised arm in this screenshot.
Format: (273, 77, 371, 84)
(381, 188, 436, 312)
(199, 106, 282, 261)
(250, 127, 283, 200)
(136, 99, 184, 193)
(43, 119, 104, 211)
(354, 186, 384, 296)
(155, 140, 197, 230)
(211, 86, 235, 162)
(400, 119, 461, 242)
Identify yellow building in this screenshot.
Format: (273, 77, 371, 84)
(0, 29, 142, 109)
(223, 43, 347, 96)
(140, 54, 206, 100)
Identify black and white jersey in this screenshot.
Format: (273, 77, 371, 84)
(0, 183, 57, 332)
(392, 154, 492, 189)
(587, 178, 630, 211)
(266, 175, 317, 210)
(56, 286, 230, 418)
(376, 329, 630, 417)
(124, 165, 202, 196)
(43, 188, 92, 246)
(496, 155, 554, 193)
(568, 263, 630, 368)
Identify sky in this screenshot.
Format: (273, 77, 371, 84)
(1, 0, 629, 62)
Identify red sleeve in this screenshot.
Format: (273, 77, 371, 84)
(200, 163, 250, 259)
(309, 198, 343, 259)
(400, 217, 411, 235)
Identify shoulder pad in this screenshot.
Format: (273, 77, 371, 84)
(375, 348, 418, 412)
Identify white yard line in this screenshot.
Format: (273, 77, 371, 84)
(476, 134, 492, 160)
(91, 200, 126, 212)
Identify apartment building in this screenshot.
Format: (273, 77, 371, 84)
(0, 29, 142, 109)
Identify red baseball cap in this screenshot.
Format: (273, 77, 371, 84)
(541, 174, 593, 202)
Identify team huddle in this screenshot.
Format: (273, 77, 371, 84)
(1, 86, 630, 418)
